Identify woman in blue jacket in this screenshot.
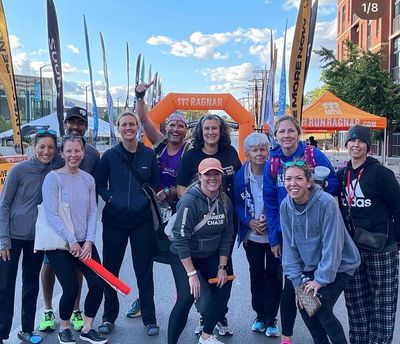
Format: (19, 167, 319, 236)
(263, 115, 338, 344)
(96, 112, 160, 337)
(233, 132, 281, 337)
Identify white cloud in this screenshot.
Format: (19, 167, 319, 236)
(202, 62, 254, 94)
(9, 35, 21, 49)
(67, 44, 80, 54)
(283, 0, 336, 10)
(30, 48, 48, 57)
(147, 28, 273, 61)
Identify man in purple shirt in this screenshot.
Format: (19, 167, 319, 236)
(125, 83, 191, 318)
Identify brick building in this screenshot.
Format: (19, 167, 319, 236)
(337, 0, 400, 82)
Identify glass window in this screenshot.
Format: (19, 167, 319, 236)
(367, 20, 372, 49)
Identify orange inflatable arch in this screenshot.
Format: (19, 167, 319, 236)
(148, 93, 255, 161)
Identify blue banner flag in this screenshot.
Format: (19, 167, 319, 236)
(277, 20, 288, 118)
(83, 15, 99, 146)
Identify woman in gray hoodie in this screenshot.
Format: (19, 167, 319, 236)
(0, 130, 57, 344)
(280, 161, 360, 344)
(168, 158, 234, 344)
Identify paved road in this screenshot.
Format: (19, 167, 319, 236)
(5, 205, 400, 344)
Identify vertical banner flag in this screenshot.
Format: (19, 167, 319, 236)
(305, 0, 319, 80)
(99, 32, 116, 146)
(264, 30, 275, 136)
(0, 0, 23, 151)
(152, 72, 158, 108)
(146, 64, 152, 107)
(288, 0, 312, 123)
(83, 15, 99, 146)
(133, 53, 141, 112)
(259, 67, 267, 131)
(140, 56, 145, 84)
(124, 42, 129, 110)
(277, 20, 288, 118)
(47, 0, 64, 136)
(254, 80, 259, 129)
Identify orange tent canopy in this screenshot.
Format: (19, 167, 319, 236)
(301, 91, 387, 131)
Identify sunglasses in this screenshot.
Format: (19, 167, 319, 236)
(36, 129, 57, 136)
(284, 160, 306, 168)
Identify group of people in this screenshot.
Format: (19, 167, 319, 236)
(0, 83, 398, 344)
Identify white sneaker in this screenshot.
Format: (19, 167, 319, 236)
(216, 319, 233, 336)
(198, 334, 224, 344)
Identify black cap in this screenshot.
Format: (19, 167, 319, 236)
(65, 107, 88, 123)
(345, 124, 372, 149)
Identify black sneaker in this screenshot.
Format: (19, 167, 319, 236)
(58, 329, 76, 344)
(80, 329, 108, 344)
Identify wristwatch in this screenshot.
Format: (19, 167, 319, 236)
(163, 187, 170, 198)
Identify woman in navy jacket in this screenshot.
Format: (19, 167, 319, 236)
(96, 112, 160, 336)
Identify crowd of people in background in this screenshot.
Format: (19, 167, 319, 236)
(0, 86, 399, 344)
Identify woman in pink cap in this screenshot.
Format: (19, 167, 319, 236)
(168, 158, 234, 344)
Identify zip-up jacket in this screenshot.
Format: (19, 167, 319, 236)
(337, 156, 400, 250)
(263, 141, 338, 247)
(281, 185, 360, 288)
(233, 161, 267, 246)
(96, 142, 159, 226)
(170, 185, 234, 260)
(0, 158, 52, 249)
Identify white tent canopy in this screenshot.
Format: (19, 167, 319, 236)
(0, 112, 119, 139)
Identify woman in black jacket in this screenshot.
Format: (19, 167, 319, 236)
(96, 112, 160, 337)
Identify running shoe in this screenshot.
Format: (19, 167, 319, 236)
(58, 328, 76, 344)
(266, 321, 281, 337)
(251, 318, 265, 333)
(216, 318, 233, 336)
(126, 298, 141, 318)
(198, 334, 224, 344)
(80, 329, 108, 344)
(70, 310, 84, 331)
(39, 310, 55, 332)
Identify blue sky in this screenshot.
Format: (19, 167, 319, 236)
(3, 0, 337, 107)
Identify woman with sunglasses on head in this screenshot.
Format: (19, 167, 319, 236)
(0, 130, 57, 344)
(280, 160, 360, 344)
(42, 135, 106, 344)
(95, 112, 160, 337)
(169, 158, 234, 344)
(263, 115, 338, 344)
(176, 114, 241, 336)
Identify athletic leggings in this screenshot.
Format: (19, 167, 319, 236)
(168, 252, 231, 344)
(46, 244, 104, 320)
(280, 275, 297, 337)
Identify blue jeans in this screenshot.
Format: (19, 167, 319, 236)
(299, 272, 352, 344)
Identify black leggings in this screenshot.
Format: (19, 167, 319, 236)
(168, 253, 232, 344)
(280, 275, 297, 337)
(46, 244, 104, 320)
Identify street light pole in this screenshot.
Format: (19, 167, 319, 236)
(85, 84, 89, 111)
(40, 63, 50, 117)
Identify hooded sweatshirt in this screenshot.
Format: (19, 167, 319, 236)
(170, 185, 234, 260)
(337, 156, 400, 250)
(0, 158, 52, 249)
(280, 185, 360, 288)
(95, 142, 159, 227)
(263, 141, 338, 247)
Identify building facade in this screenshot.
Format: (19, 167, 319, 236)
(0, 74, 54, 124)
(337, 0, 400, 81)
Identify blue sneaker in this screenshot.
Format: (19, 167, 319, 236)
(266, 321, 280, 337)
(251, 318, 265, 333)
(126, 298, 141, 318)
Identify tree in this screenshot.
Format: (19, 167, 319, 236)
(304, 85, 328, 105)
(315, 40, 400, 130)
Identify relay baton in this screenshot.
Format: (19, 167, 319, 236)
(83, 258, 131, 295)
(208, 275, 236, 284)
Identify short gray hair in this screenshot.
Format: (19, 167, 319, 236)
(244, 132, 270, 152)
